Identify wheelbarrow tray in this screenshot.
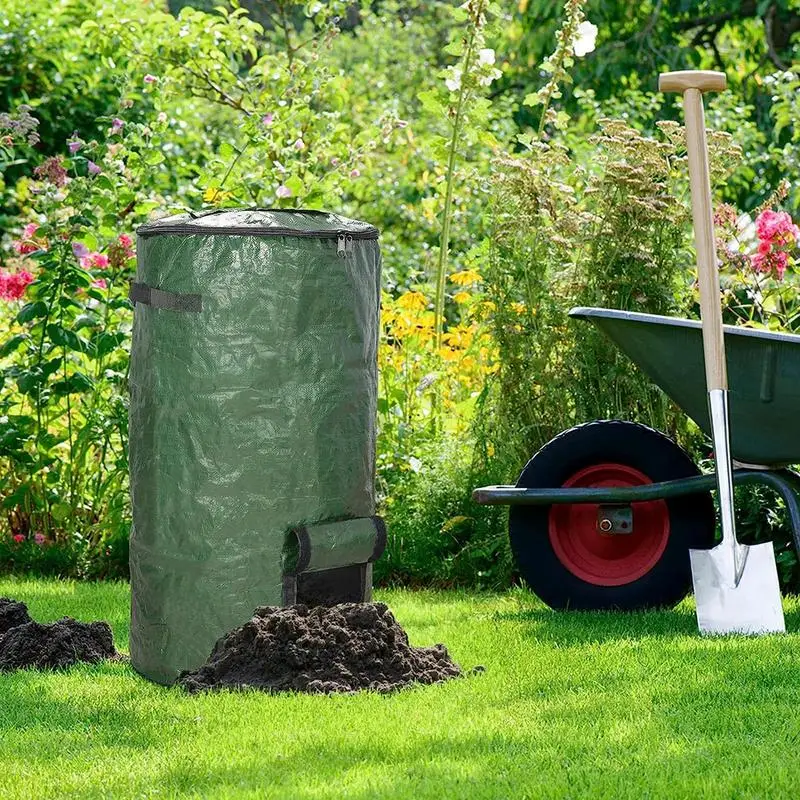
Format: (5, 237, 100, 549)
(570, 307, 800, 466)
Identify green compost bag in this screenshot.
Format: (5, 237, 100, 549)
(129, 209, 382, 684)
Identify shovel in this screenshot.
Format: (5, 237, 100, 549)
(659, 70, 785, 635)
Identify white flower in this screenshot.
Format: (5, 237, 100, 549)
(478, 48, 495, 66)
(445, 68, 462, 92)
(573, 21, 598, 58)
(479, 67, 503, 87)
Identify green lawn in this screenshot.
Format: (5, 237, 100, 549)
(3, 578, 800, 799)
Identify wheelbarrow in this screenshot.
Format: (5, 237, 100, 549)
(473, 307, 800, 611)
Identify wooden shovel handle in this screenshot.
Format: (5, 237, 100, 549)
(660, 71, 728, 391)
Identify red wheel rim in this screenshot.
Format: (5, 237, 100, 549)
(548, 463, 670, 587)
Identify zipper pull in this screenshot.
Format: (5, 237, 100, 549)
(337, 233, 347, 258)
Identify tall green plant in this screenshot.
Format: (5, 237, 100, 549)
(416, 1, 501, 351)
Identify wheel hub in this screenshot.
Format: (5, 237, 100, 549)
(597, 504, 634, 534)
(548, 463, 670, 587)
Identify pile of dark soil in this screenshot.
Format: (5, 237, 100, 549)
(179, 602, 464, 694)
(0, 597, 32, 635)
(0, 597, 119, 671)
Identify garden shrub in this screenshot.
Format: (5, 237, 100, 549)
(377, 438, 510, 590)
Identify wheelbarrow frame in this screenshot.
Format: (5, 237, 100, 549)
(473, 467, 800, 560)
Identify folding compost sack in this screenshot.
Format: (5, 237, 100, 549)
(129, 209, 385, 685)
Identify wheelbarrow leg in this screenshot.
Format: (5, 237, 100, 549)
(768, 470, 800, 561)
(736, 470, 800, 564)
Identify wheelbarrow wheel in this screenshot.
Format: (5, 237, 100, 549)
(509, 420, 715, 611)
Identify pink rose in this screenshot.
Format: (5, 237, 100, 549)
(108, 234, 135, 268)
(80, 252, 110, 270)
(0, 270, 34, 301)
(755, 209, 800, 244)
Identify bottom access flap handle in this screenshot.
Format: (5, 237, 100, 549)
(283, 516, 387, 575)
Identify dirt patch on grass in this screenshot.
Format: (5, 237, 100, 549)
(179, 602, 463, 694)
(0, 597, 32, 635)
(0, 598, 119, 671)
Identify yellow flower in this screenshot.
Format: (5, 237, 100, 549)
(396, 291, 428, 311)
(453, 291, 471, 304)
(511, 302, 526, 315)
(203, 186, 232, 204)
(439, 346, 459, 362)
(449, 269, 483, 286)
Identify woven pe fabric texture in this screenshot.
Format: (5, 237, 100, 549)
(129, 209, 381, 684)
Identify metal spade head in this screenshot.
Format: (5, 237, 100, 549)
(690, 540, 785, 635)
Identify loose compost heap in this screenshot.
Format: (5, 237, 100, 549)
(0, 596, 466, 694)
(0, 597, 119, 671)
(179, 602, 463, 694)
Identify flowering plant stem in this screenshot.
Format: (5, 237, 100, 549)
(433, 5, 484, 352)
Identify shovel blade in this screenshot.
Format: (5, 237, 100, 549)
(690, 542, 785, 635)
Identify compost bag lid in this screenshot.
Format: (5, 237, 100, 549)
(137, 209, 379, 239)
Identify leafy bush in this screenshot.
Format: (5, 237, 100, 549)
(377, 438, 510, 590)
(0, 110, 167, 577)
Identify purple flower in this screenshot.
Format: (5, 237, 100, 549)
(331, 157, 340, 166)
(111, 118, 124, 134)
(87, 160, 101, 176)
(72, 241, 90, 259)
(276, 185, 292, 199)
(34, 532, 46, 546)
(349, 168, 361, 178)
(294, 138, 305, 151)
(144, 74, 158, 84)
(68, 139, 83, 154)
(261, 113, 275, 126)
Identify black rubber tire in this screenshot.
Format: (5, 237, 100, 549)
(509, 420, 716, 611)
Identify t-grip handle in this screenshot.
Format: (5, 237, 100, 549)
(659, 70, 727, 391)
(658, 70, 726, 94)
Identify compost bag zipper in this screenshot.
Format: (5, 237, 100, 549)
(137, 224, 378, 243)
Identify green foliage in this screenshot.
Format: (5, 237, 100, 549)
(479, 119, 714, 472)
(1, 0, 800, 592)
(0, 115, 163, 575)
(377, 439, 510, 590)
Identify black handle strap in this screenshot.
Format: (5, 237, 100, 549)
(129, 282, 202, 312)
